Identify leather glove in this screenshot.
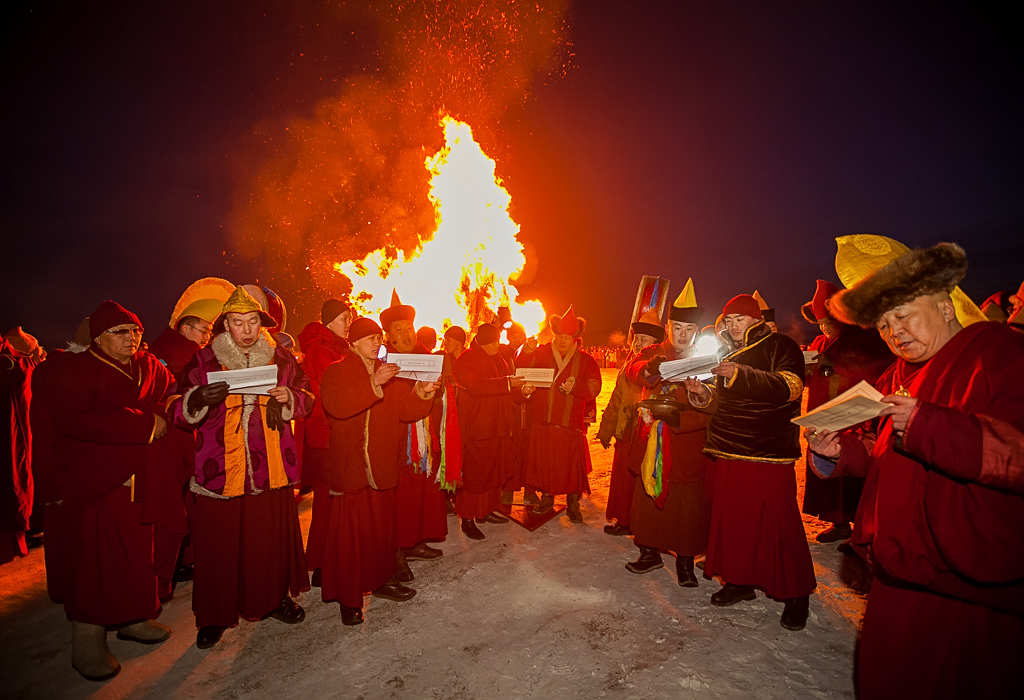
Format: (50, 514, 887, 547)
(645, 355, 665, 377)
(265, 398, 285, 432)
(187, 382, 229, 413)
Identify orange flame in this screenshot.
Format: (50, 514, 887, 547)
(334, 114, 545, 336)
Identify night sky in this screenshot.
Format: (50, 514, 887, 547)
(3, 1, 1021, 349)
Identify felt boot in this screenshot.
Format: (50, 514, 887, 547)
(117, 620, 171, 644)
(71, 621, 120, 682)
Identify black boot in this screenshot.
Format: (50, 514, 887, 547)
(461, 518, 485, 540)
(710, 583, 756, 606)
(534, 493, 555, 514)
(625, 546, 664, 574)
(566, 493, 583, 523)
(395, 550, 414, 583)
(340, 605, 363, 626)
(676, 556, 699, 587)
(781, 595, 810, 631)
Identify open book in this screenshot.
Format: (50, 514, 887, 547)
(791, 380, 888, 433)
(388, 353, 444, 382)
(658, 350, 725, 381)
(207, 365, 279, 395)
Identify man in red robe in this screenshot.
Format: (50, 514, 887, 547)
(685, 294, 815, 630)
(807, 243, 1024, 698)
(297, 299, 352, 587)
(49, 301, 177, 680)
(519, 305, 602, 522)
(319, 318, 438, 625)
(380, 293, 448, 572)
(452, 323, 533, 540)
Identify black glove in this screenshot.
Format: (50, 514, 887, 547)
(265, 397, 285, 432)
(187, 382, 229, 413)
(598, 433, 612, 449)
(645, 355, 666, 377)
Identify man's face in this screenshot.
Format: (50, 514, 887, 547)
(443, 337, 464, 357)
(817, 318, 839, 341)
(387, 320, 416, 352)
(667, 322, 698, 353)
(507, 328, 527, 349)
(180, 319, 213, 348)
(553, 333, 574, 354)
(875, 294, 957, 363)
(480, 340, 501, 356)
(225, 312, 262, 348)
(95, 323, 142, 364)
(631, 333, 657, 354)
(327, 311, 352, 339)
(352, 333, 383, 361)
(724, 314, 758, 342)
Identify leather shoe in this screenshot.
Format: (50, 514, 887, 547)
(340, 605, 364, 626)
(676, 556, 699, 588)
(625, 546, 664, 574)
(781, 595, 810, 631)
(462, 519, 486, 540)
(172, 563, 194, 583)
(395, 551, 415, 583)
(310, 568, 322, 588)
(477, 512, 509, 524)
(405, 542, 443, 560)
(445, 498, 456, 516)
(815, 523, 852, 543)
(372, 579, 417, 602)
(196, 625, 225, 649)
(566, 493, 583, 523)
(269, 597, 305, 624)
(710, 583, 756, 607)
(533, 493, 555, 514)
(603, 523, 630, 536)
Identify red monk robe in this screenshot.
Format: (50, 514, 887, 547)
(297, 321, 349, 575)
(452, 342, 520, 518)
(1, 338, 38, 565)
(319, 351, 433, 608)
(49, 347, 176, 626)
(519, 341, 602, 496)
(818, 321, 1024, 698)
(624, 341, 712, 558)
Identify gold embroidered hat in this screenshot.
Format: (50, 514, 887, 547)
(216, 286, 276, 327)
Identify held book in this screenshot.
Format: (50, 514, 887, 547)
(388, 353, 444, 382)
(791, 380, 888, 433)
(207, 365, 279, 395)
(803, 350, 819, 364)
(658, 353, 722, 381)
(515, 367, 555, 388)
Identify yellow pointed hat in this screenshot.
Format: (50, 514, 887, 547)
(668, 278, 704, 324)
(217, 286, 276, 327)
(835, 234, 985, 326)
(752, 290, 775, 323)
(168, 277, 236, 329)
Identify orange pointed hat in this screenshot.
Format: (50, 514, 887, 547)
(668, 278, 704, 324)
(752, 290, 775, 323)
(379, 289, 416, 330)
(550, 304, 586, 338)
(801, 280, 840, 324)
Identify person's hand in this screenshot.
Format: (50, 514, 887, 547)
(374, 363, 400, 387)
(415, 381, 441, 400)
(805, 427, 841, 459)
(880, 395, 918, 435)
(152, 414, 168, 440)
(644, 355, 665, 378)
(596, 433, 612, 449)
(711, 361, 737, 379)
(266, 398, 285, 432)
(510, 375, 527, 388)
(187, 381, 229, 412)
(683, 377, 710, 403)
(268, 386, 289, 403)
(521, 383, 536, 398)
(559, 376, 576, 394)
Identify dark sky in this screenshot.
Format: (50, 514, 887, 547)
(3, 1, 1021, 349)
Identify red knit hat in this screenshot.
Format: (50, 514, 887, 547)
(721, 294, 762, 320)
(348, 318, 382, 343)
(89, 300, 143, 340)
(475, 323, 500, 345)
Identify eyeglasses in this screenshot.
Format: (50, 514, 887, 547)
(104, 327, 144, 338)
(184, 324, 213, 338)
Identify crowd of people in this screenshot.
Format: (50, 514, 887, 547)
(1, 240, 1022, 698)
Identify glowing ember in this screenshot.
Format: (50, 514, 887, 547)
(334, 114, 545, 336)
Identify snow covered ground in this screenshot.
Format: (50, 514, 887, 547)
(0, 368, 866, 699)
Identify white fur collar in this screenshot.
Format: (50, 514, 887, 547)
(211, 331, 276, 369)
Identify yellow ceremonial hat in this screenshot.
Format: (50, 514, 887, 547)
(169, 277, 236, 329)
(668, 278, 703, 323)
(835, 234, 985, 326)
(218, 286, 275, 326)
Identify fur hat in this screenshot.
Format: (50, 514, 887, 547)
(830, 243, 968, 328)
(379, 289, 415, 330)
(550, 305, 586, 338)
(630, 308, 665, 342)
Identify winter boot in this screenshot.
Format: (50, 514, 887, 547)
(117, 619, 171, 644)
(461, 518, 485, 540)
(625, 546, 664, 574)
(71, 621, 120, 681)
(781, 595, 810, 631)
(395, 550, 415, 583)
(676, 556, 699, 587)
(566, 493, 583, 523)
(533, 493, 555, 514)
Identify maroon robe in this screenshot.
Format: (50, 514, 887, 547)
(1, 341, 37, 565)
(48, 347, 176, 625)
(452, 344, 519, 518)
(320, 351, 433, 607)
(825, 321, 1024, 698)
(519, 342, 602, 495)
(624, 341, 712, 556)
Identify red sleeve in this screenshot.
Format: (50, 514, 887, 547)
(833, 428, 875, 478)
(51, 367, 157, 446)
(454, 353, 511, 398)
(320, 357, 383, 420)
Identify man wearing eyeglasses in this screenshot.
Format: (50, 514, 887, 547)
(46, 300, 177, 680)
